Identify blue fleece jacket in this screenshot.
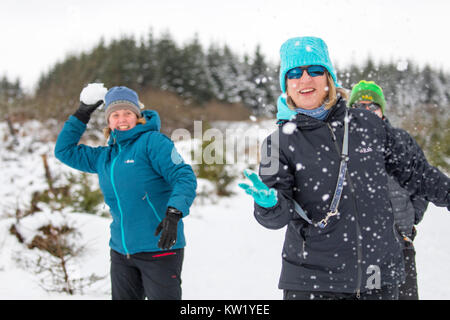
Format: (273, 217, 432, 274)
(54, 110, 197, 255)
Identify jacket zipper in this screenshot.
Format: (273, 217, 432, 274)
(110, 134, 130, 258)
(327, 123, 363, 298)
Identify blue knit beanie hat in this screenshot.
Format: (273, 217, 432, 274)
(104, 86, 143, 121)
(279, 36, 339, 92)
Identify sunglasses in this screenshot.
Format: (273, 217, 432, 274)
(286, 65, 326, 79)
(352, 102, 381, 112)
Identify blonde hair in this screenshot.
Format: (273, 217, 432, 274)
(103, 117, 146, 140)
(286, 72, 349, 110)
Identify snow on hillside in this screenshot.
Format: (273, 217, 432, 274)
(0, 119, 449, 300)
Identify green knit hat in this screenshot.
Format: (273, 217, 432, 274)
(348, 80, 386, 114)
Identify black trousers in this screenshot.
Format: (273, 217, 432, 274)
(284, 285, 399, 300)
(398, 248, 418, 300)
(110, 248, 184, 300)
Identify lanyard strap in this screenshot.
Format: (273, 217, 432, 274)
(294, 110, 350, 229)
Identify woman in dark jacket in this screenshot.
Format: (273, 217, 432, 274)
(239, 36, 450, 300)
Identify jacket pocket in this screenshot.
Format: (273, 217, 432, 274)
(143, 192, 162, 222)
(285, 220, 309, 263)
(299, 224, 310, 260)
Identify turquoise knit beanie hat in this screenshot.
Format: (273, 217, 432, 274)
(279, 36, 339, 92)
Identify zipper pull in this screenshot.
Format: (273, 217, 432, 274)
(111, 130, 116, 145)
(126, 253, 130, 260)
(327, 123, 337, 141)
(302, 240, 307, 259)
(356, 289, 361, 299)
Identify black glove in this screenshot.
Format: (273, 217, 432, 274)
(155, 207, 182, 250)
(73, 100, 103, 124)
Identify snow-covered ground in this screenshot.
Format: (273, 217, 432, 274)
(0, 120, 449, 300)
(1, 195, 449, 300)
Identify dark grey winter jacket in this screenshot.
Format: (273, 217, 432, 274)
(384, 122, 429, 248)
(256, 98, 449, 294)
(388, 174, 428, 246)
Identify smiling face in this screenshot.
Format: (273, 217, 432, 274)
(286, 67, 329, 110)
(108, 109, 139, 131)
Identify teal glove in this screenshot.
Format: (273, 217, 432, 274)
(238, 169, 278, 208)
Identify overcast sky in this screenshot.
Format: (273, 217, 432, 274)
(2, 0, 449, 92)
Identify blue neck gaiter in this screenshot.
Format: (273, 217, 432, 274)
(295, 103, 330, 120)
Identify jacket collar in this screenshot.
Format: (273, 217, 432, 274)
(276, 95, 297, 121)
(276, 94, 348, 128)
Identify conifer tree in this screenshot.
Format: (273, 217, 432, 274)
(178, 35, 213, 104)
(153, 32, 181, 92)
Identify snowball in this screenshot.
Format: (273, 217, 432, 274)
(249, 115, 257, 122)
(80, 83, 108, 108)
(282, 122, 297, 135)
(396, 59, 408, 72)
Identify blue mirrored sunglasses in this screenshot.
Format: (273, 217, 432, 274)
(286, 65, 326, 79)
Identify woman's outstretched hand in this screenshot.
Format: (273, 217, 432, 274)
(238, 169, 278, 208)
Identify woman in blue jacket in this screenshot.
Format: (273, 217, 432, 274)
(55, 86, 197, 300)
